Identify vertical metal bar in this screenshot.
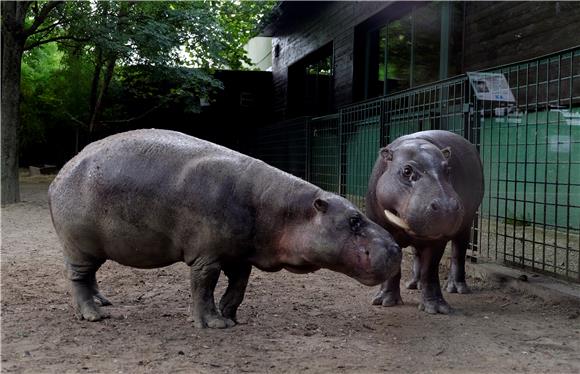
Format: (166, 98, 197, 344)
(305, 118, 311, 183)
(337, 111, 343, 196)
(472, 78, 481, 259)
(532, 59, 540, 273)
(555, 54, 562, 276)
(383, 28, 388, 96)
(527, 61, 546, 270)
(439, 2, 450, 80)
(410, 8, 415, 87)
(380, 99, 387, 148)
(542, 57, 549, 273)
(522, 62, 530, 270)
(566, 52, 575, 280)
(513, 67, 521, 268)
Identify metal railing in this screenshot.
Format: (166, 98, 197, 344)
(248, 47, 580, 282)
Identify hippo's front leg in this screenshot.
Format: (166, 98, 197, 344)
(219, 264, 251, 322)
(405, 248, 421, 290)
(372, 270, 403, 307)
(417, 245, 452, 314)
(189, 260, 236, 329)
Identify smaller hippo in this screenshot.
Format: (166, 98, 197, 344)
(366, 130, 484, 314)
(49, 129, 401, 328)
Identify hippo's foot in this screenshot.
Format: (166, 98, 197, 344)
(94, 292, 112, 306)
(446, 279, 471, 294)
(418, 298, 452, 315)
(372, 289, 403, 307)
(77, 302, 109, 322)
(219, 305, 239, 323)
(405, 279, 421, 290)
(191, 314, 236, 329)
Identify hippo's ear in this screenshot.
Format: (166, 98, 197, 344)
(380, 147, 393, 162)
(440, 147, 452, 160)
(313, 198, 329, 213)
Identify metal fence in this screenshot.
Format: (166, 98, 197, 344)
(244, 117, 310, 180)
(248, 47, 580, 282)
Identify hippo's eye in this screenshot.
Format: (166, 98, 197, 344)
(349, 216, 362, 232)
(402, 166, 413, 178)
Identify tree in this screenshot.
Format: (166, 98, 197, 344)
(2, 1, 66, 205)
(1, 1, 274, 205)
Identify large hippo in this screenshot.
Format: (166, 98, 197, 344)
(366, 130, 483, 314)
(49, 129, 401, 328)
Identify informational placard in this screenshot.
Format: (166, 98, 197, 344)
(467, 72, 515, 102)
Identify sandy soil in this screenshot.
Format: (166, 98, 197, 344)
(1, 179, 579, 373)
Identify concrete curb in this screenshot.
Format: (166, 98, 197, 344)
(466, 261, 580, 303)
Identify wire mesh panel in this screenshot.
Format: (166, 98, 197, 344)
(382, 77, 473, 140)
(477, 48, 580, 281)
(340, 102, 383, 209)
(309, 114, 340, 194)
(249, 47, 579, 282)
(245, 117, 309, 179)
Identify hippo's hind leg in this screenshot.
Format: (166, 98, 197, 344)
(189, 259, 236, 329)
(417, 244, 452, 314)
(89, 272, 112, 306)
(66, 260, 109, 321)
(372, 270, 403, 307)
(219, 263, 251, 323)
(446, 230, 471, 294)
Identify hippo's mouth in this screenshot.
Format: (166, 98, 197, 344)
(384, 209, 446, 240)
(384, 209, 411, 231)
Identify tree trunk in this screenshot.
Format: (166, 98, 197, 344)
(1, 2, 27, 205)
(88, 55, 116, 135)
(89, 48, 103, 118)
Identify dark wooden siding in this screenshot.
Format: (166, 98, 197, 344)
(463, 1, 580, 71)
(271, 1, 392, 120)
(270, 1, 580, 119)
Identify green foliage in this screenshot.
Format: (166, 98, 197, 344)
(20, 43, 65, 151)
(18, 0, 275, 163)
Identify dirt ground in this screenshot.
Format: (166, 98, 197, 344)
(2, 179, 579, 373)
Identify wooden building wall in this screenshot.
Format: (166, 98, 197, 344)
(271, 1, 392, 120)
(463, 1, 580, 71)
(270, 1, 580, 119)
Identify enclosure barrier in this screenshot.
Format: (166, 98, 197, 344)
(249, 47, 580, 282)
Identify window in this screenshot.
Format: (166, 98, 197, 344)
(288, 43, 334, 117)
(357, 2, 464, 99)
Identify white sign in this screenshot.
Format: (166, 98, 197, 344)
(467, 72, 516, 102)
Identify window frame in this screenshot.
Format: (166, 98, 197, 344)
(359, 2, 455, 99)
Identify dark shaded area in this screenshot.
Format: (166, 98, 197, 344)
(20, 70, 273, 167)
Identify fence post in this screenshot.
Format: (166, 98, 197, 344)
(379, 99, 388, 148)
(463, 78, 480, 263)
(337, 110, 344, 196)
(305, 117, 311, 183)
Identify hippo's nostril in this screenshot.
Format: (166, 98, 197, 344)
(430, 201, 439, 211)
(365, 249, 370, 256)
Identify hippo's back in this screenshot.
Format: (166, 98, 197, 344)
(49, 129, 243, 211)
(48, 129, 255, 268)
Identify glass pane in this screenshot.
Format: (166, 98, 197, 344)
(386, 15, 412, 93)
(413, 3, 441, 86)
(302, 50, 333, 116)
(378, 26, 387, 95)
(448, 2, 464, 77)
(306, 55, 333, 76)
